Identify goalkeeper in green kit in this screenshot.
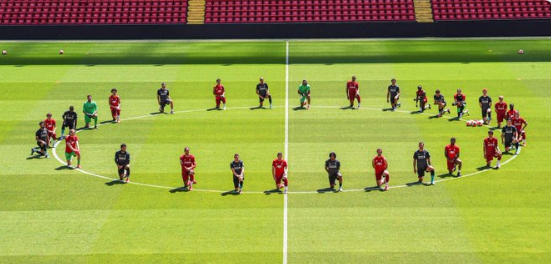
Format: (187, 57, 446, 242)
(83, 94, 98, 129)
(298, 79, 311, 109)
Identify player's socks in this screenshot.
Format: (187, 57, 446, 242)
(94, 118, 98, 128)
(223, 104, 226, 110)
(126, 167, 131, 177)
(284, 186, 288, 194)
(430, 171, 435, 184)
(268, 96, 272, 105)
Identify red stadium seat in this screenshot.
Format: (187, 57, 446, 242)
(0, 0, 189, 25)
(431, 0, 551, 21)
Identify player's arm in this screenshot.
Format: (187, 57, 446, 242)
(444, 149, 450, 160)
(213, 86, 217, 96)
(413, 158, 417, 173)
(483, 142, 486, 158)
(346, 85, 349, 98)
(297, 89, 302, 95)
(325, 161, 329, 173)
(115, 153, 122, 168)
(427, 157, 432, 166)
(522, 120, 528, 130)
(190, 159, 196, 170)
(74, 114, 78, 128)
(126, 153, 130, 167)
(92, 103, 98, 116)
(231, 167, 237, 177)
(501, 132, 505, 143)
(395, 90, 400, 99)
(52, 121, 56, 132)
(240, 166, 245, 178)
(272, 165, 276, 179)
(157, 93, 161, 104)
(372, 158, 376, 169)
(383, 158, 388, 170)
(479, 98, 482, 108)
(75, 140, 80, 152)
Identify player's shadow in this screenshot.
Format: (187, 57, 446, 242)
(221, 190, 240, 196)
(169, 186, 191, 193)
(250, 106, 268, 110)
(381, 108, 394, 112)
(263, 189, 282, 195)
(55, 165, 73, 170)
(437, 173, 455, 178)
(149, 112, 164, 115)
(26, 155, 45, 160)
(292, 106, 307, 111)
(364, 186, 384, 192)
(410, 111, 423, 115)
(406, 181, 424, 187)
(448, 117, 461, 122)
(340, 106, 356, 110)
(428, 115, 441, 119)
(316, 187, 338, 193)
(206, 107, 222, 111)
(100, 120, 114, 125)
(476, 165, 492, 171)
(105, 180, 125, 186)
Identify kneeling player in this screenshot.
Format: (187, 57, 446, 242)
(65, 129, 81, 168)
(230, 154, 245, 194)
(298, 80, 311, 109)
(387, 78, 400, 111)
(115, 143, 131, 183)
(61, 106, 77, 139)
(484, 130, 502, 169)
(413, 142, 435, 185)
(372, 148, 389, 191)
(453, 89, 469, 119)
(157, 82, 174, 114)
(180, 147, 197, 190)
(346, 76, 361, 108)
(445, 137, 462, 177)
(31, 121, 49, 158)
(501, 119, 519, 154)
(415, 85, 430, 113)
(272, 152, 289, 193)
(256, 77, 272, 109)
(325, 152, 343, 192)
(44, 113, 57, 147)
(109, 88, 121, 123)
(213, 78, 226, 110)
(83, 95, 98, 129)
(433, 89, 450, 117)
(511, 111, 528, 146)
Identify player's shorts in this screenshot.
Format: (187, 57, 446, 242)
(328, 171, 342, 185)
(375, 170, 386, 181)
(519, 130, 526, 140)
(47, 131, 57, 140)
(233, 175, 244, 188)
(65, 151, 77, 161)
(497, 112, 505, 123)
(300, 94, 307, 103)
(62, 122, 75, 130)
(258, 93, 269, 102)
(504, 139, 513, 148)
(390, 95, 398, 104)
(482, 108, 490, 118)
(447, 158, 458, 171)
(117, 164, 129, 175)
(110, 107, 121, 116)
(274, 173, 285, 184)
(417, 166, 429, 177)
(485, 151, 501, 162)
(160, 99, 172, 106)
(181, 169, 194, 183)
(348, 90, 358, 99)
(84, 114, 97, 123)
(36, 141, 46, 150)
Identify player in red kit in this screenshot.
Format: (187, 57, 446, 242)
(180, 147, 197, 190)
(272, 152, 288, 194)
(511, 111, 528, 146)
(445, 137, 462, 177)
(44, 113, 57, 147)
(371, 148, 390, 191)
(494, 96, 507, 128)
(213, 78, 226, 110)
(109, 88, 121, 123)
(483, 130, 502, 169)
(415, 85, 430, 113)
(506, 103, 517, 121)
(346, 75, 361, 108)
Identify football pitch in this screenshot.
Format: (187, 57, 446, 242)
(1, 39, 551, 263)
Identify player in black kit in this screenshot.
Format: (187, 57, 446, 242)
(230, 154, 245, 194)
(31, 121, 49, 158)
(433, 90, 451, 117)
(61, 106, 78, 139)
(256, 77, 272, 109)
(413, 142, 435, 185)
(325, 152, 343, 192)
(115, 143, 131, 183)
(501, 119, 519, 154)
(157, 82, 174, 114)
(479, 88, 493, 125)
(387, 78, 401, 111)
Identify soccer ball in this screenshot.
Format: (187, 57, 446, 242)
(59, 49, 64, 55)
(487, 108, 492, 113)
(466, 120, 473, 126)
(477, 120, 484, 126)
(518, 49, 524, 54)
(1, 50, 6, 55)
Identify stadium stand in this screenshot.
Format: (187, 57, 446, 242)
(204, 0, 417, 23)
(0, 0, 189, 25)
(432, 0, 551, 21)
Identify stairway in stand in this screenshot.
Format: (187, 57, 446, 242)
(414, 0, 434, 22)
(187, 0, 205, 24)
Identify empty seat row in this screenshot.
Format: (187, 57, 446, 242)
(431, 0, 551, 21)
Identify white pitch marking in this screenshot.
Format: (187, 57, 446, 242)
(51, 105, 519, 194)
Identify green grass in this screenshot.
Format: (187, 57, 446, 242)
(1, 39, 551, 263)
